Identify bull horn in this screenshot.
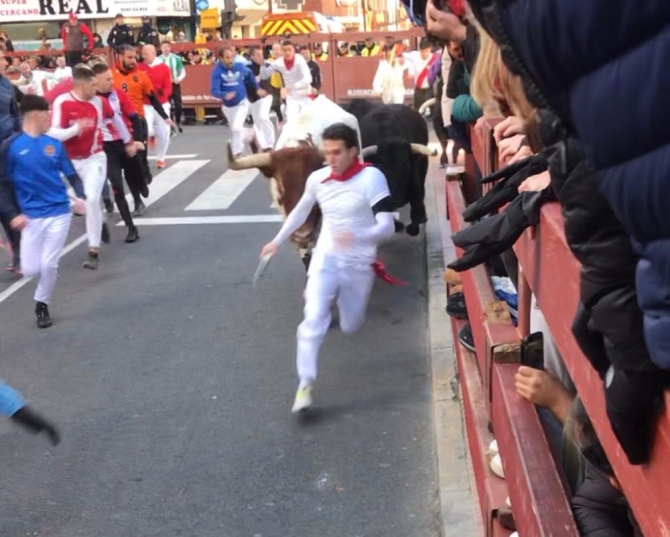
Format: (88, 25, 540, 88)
(418, 97, 436, 115)
(410, 143, 438, 157)
(226, 142, 272, 170)
(361, 145, 378, 158)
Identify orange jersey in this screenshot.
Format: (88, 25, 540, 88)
(112, 67, 154, 118)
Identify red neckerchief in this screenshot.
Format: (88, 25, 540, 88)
(321, 160, 369, 183)
(285, 57, 295, 70)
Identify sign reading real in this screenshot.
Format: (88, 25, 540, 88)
(0, 0, 190, 21)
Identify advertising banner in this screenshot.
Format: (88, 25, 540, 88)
(0, 0, 190, 22)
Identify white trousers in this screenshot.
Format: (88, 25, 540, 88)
(73, 152, 107, 249)
(250, 95, 275, 150)
(285, 95, 311, 122)
(222, 100, 250, 156)
(21, 213, 72, 304)
(296, 259, 375, 383)
(144, 103, 171, 160)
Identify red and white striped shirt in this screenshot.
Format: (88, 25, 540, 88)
(51, 92, 129, 159)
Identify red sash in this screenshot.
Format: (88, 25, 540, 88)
(415, 54, 438, 89)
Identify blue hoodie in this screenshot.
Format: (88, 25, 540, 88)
(210, 60, 258, 108)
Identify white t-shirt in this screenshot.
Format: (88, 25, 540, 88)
(305, 165, 390, 270)
(53, 66, 73, 81)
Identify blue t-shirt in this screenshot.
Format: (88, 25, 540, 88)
(0, 133, 84, 219)
(210, 60, 258, 107)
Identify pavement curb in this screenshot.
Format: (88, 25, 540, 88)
(424, 159, 483, 537)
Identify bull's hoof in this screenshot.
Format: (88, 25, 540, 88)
(406, 222, 421, 236)
(302, 253, 312, 271)
(394, 219, 405, 233)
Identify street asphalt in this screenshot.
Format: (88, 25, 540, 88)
(0, 126, 440, 537)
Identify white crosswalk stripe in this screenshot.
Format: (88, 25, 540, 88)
(185, 169, 258, 211)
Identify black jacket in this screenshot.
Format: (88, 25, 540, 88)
(107, 23, 134, 49)
(307, 59, 321, 90)
(136, 24, 160, 47)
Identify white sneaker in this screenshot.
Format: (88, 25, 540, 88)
(292, 384, 313, 413)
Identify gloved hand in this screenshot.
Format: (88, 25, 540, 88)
(449, 190, 550, 272)
(11, 405, 61, 446)
(462, 154, 549, 222)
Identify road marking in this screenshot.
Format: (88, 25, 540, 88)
(185, 169, 258, 211)
(118, 215, 284, 227)
(148, 154, 198, 160)
(0, 161, 209, 305)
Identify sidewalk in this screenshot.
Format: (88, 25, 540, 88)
(424, 156, 483, 536)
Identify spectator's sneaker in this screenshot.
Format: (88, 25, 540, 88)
(446, 292, 468, 319)
(291, 383, 313, 413)
(35, 301, 52, 329)
(458, 323, 475, 352)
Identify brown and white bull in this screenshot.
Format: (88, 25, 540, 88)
(227, 142, 324, 268)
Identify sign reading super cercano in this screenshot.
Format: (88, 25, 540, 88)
(0, 0, 190, 21)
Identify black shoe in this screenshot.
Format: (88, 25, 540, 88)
(10, 406, 60, 446)
(133, 202, 146, 217)
(104, 199, 114, 213)
(458, 323, 475, 352)
(35, 301, 52, 329)
(125, 226, 140, 243)
(178, 124, 183, 133)
(101, 222, 110, 244)
(446, 292, 468, 319)
(83, 251, 99, 270)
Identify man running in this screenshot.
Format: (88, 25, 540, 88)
(138, 44, 172, 169)
(259, 123, 395, 412)
(51, 65, 135, 270)
(113, 44, 172, 215)
(247, 46, 275, 151)
(0, 379, 60, 445)
(211, 46, 264, 158)
(261, 41, 312, 122)
(0, 95, 86, 327)
(91, 62, 145, 243)
(159, 40, 186, 133)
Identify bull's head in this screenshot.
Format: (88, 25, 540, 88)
(226, 142, 325, 248)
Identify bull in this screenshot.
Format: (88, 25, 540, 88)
(344, 99, 436, 236)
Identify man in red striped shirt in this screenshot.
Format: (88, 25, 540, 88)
(50, 65, 135, 269)
(90, 62, 147, 244)
(137, 44, 173, 168)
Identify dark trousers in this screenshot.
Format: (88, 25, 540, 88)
(104, 141, 146, 222)
(136, 117, 153, 186)
(170, 83, 183, 126)
(0, 212, 20, 268)
(66, 50, 84, 68)
(413, 87, 433, 110)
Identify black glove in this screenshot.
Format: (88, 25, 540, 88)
(462, 154, 549, 223)
(449, 190, 550, 272)
(10, 405, 60, 446)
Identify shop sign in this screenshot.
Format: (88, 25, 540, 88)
(0, 0, 190, 21)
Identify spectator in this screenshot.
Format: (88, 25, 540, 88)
(137, 16, 160, 47)
(360, 37, 381, 57)
(107, 13, 134, 51)
(13, 61, 51, 97)
(313, 43, 328, 62)
(406, 37, 439, 110)
(337, 42, 355, 57)
(0, 31, 14, 52)
(61, 13, 94, 67)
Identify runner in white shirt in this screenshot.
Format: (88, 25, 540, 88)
(259, 123, 396, 413)
(261, 40, 312, 123)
